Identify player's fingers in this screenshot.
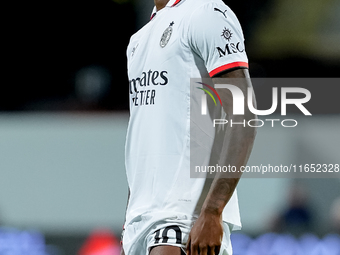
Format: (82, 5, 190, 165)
(206, 245, 220, 255)
(199, 246, 208, 255)
(206, 246, 213, 255)
(214, 245, 221, 255)
(191, 242, 199, 255)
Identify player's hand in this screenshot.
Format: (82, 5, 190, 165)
(186, 211, 224, 255)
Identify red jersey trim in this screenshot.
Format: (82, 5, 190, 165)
(150, 0, 182, 19)
(150, 13, 156, 20)
(171, 0, 182, 6)
(209, 62, 249, 77)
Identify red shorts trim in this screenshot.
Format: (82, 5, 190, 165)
(209, 62, 249, 77)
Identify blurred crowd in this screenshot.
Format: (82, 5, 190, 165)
(1, 0, 339, 254)
(231, 232, 340, 255)
(0, 228, 121, 255)
(268, 182, 340, 236)
(1, 226, 339, 255)
(3, 0, 340, 112)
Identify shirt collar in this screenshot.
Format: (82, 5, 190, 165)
(150, 0, 183, 20)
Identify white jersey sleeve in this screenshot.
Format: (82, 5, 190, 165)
(187, 1, 248, 77)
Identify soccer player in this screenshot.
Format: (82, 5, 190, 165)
(122, 0, 256, 253)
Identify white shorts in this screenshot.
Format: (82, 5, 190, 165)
(122, 214, 233, 255)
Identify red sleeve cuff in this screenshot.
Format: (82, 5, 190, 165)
(209, 62, 249, 77)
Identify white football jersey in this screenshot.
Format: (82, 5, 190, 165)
(125, 0, 248, 231)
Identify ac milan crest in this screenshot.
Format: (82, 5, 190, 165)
(160, 21, 174, 48)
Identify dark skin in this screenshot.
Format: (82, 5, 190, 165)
(121, 69, 256, 255)
(154, 0, 169, 11)
(122, 1, 256, 254)
(186, 68, 256, 255)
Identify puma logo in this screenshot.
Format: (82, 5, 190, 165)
(214, 8, 227, 18)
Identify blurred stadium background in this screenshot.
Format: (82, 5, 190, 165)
(1, 0, 340, 254)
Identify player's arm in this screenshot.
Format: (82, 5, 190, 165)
(186, 68, 256, 255)
(186, 4, 256, 254)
